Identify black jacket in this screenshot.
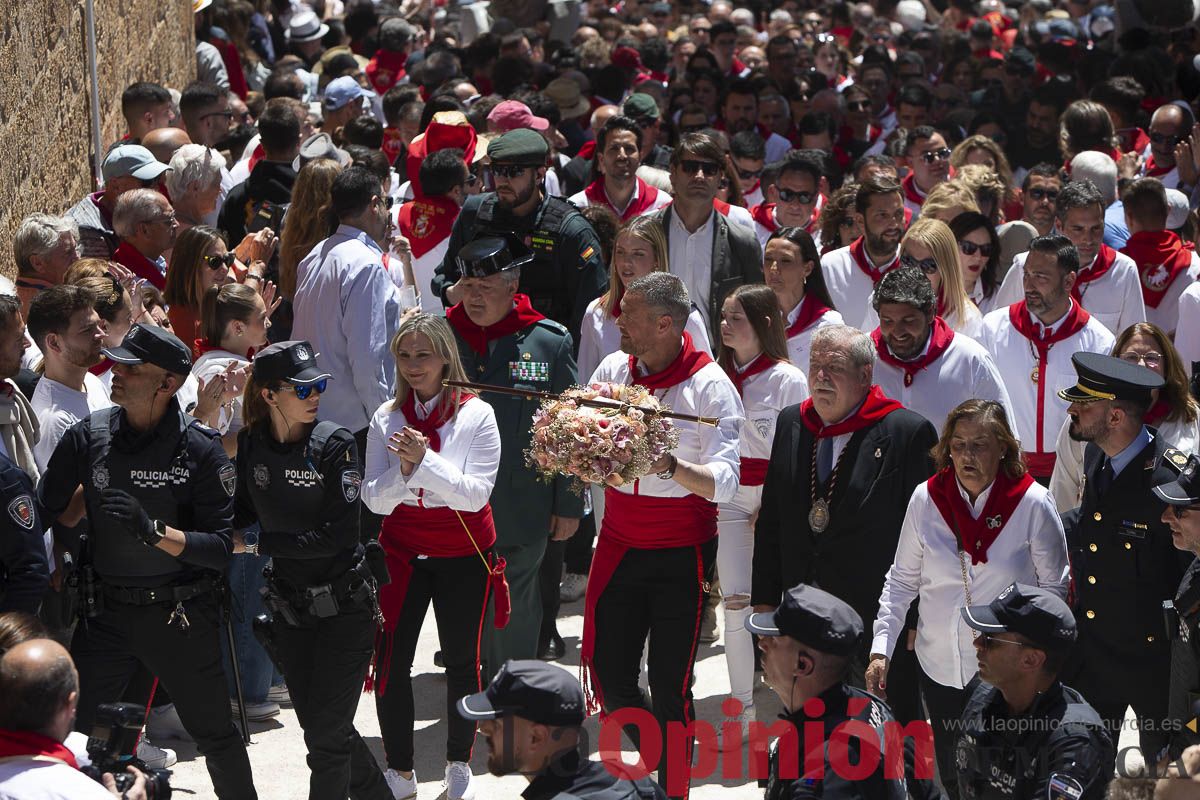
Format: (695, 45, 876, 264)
(0, 450, 47, 614)
(218, 160, 297, 243)
(523, 750, 665, 800)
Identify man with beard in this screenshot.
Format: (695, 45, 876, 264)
(459, 660, 667, 799)
(750, 151, 829, 249)
(900, 127, 951, 220)
(434, 129, 606, 351)
(716, 79, 791, 164)
(994, 181, 1145, 335)
(820, 177, 905, 331)
(1138, 104, 1192, 190)
(979, 235, 1114, 482)
(566, 116, 672, 221)
(1017, 165, 1063, 238)
(1058, 352, 1187, 762)
(870, 266, 1012, 433)
(1008, 81, 1072, 184)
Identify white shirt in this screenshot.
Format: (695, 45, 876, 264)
(978, 303, 1115, 458)
(1141, 253, 1200, 336)
(1177, 281, 1200, 378)
(1139, 144, 1181, 189)
(565, 178, 672, 220)
(743, 185, 764, 209)
(0, 757, 114, 800)
(784, 302, 843, 374)
(993, 249, 1146, 336)
(872, 331, 1015, 434)
(944, 303, 984, 340)
(30, 373, 111, 473)
(733, 360, 809, 462)
(872, 478, 1070, 688)
(668, 210, 717, 331)
(228, 133, 261, 186)
(577, 297, 711, 388)
(589, 352, 743, 504)
(182, 349, 252, 436)
(820, 242, 898, 332)
(361, 394, 501, 516)
(720, 202, 756, 232)
(292, 224, 403, 433)
(201, 164, 235, 228)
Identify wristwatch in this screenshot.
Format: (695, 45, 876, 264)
(242, 530, 260, 557)
(148, 519, 167, 545)
(656, 455, 678, 481)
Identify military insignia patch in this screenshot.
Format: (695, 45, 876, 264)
(1172, 451, 1189, 466)
(509, 361, 551, 382)
(341, 470, 362, 503)
(253, 464, 270, 490)
(92, 466, 110, 491)
(7, 496, 34, 530)
(580, 245, 595, 261)
(219, 463, 237, 497)
(1048, 774, 1084, 800)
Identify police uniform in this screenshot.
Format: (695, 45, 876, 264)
(1056, 353, 1189, 757)
(956, 584, 1115, 800)
(432, 129, 607, 351)
(444, 236, 584, 673)
(36, 324, 256, 800)
(745, 585, 933, 800)
(232, 342, 389, 800)
(0, 449, 48, 614)
(457, 659, 667, 800)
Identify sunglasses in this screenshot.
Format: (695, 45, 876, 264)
(736, 166, 763, 180)
(919, 148, 952, 164)
(979, 633, 1031, 649)
(201, 110, 236, 122)
(491, 163, 532, 179)
(281, 378, 328, 400)
(378, 195, 395, 210)
(463, 174, 479, 187)
(1151, 131, 1186, 147)
(204, 252, 237, 270)
(901, 253, 939, 274)
(1028, 188, 1058, 202)
(847, 100, 871, 112)
(680, 159, 721, 177)
(958, 240, 994, 257)
(777, 188, 815, 205)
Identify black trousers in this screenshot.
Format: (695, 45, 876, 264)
(539, 539, 566, 644)
(275, 603, 389, 800)
(918, 667, 969, 800)
(375, 552, 490, 771)
(564, 511, 596, 575)
(593, 539, 716, 800)
(353, 428, 384, 543)
(71, 592, 256, 800)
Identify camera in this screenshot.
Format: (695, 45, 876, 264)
(80, 702, 172, 799)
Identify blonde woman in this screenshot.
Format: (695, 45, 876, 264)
(362, 314, 500, 800)
(954, 165, 1007, 226)
(951, 135, 1018, 217)
(900, 217, 983, 338)
(919, 181, 981, 224)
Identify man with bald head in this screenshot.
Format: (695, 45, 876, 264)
(141, 127, 192, 168)
(1138, 103, 1192, 190)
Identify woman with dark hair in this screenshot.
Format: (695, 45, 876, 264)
(868, 399, 1069, 796)
(949, 211, 1002, 314)
(164, 225, 270, 348)
(837, 84, 881, 159)
(715, 283, 808, 744)
(763, 227, 843, 372)
(1050, 322, 1200, 510)
(816, 185, 862, 255)
(1060, 99, 1121, 165)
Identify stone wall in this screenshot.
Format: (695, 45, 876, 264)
(0, 0, 194, 277)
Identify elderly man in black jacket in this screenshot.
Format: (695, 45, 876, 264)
(752, 324, 937, 725)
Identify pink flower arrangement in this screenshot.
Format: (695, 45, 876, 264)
(526, 383, 679, 491)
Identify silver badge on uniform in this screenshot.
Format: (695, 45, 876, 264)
(341, 470, 361, 503)
(92, 466, 110, 490)
(218, 464, 237, 497)
(7, 496, 34, 531)
(1048, 774, 1084, 800)
(295, 346, 310, 361)
(253, 464, 270, 490)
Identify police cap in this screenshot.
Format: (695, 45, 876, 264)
(103, 324, 192, 376)
(1153, 448, 1200, 506)
(486, 129, 549, 166)
(455, 235, 534, 278)
(745, 583, 863, 656)
(1057, 351, 1163, 408)
(253, 341, 331, 385)
(962, 582, 1077, 649)
(457, 660, 585, 726)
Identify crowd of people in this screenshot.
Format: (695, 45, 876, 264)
(8, 0, 1200, 797)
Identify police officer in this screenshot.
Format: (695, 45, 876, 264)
(457, 659, 667, 799)
(957, 583, 1115, 800)
(746, 583, 937, 800)
(443, 235, 583, 672)
(1058, 351, 1189, 759)
(1154, 449, 1200, 759)
(37, 323, 256, 800)
(0, 448, 48, 614)
(231, 340, 390, 800)
(432, 128, 607, 351)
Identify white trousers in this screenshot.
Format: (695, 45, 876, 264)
(716, 483, 761, 706)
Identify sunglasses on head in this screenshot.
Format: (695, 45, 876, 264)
(491, 163, 532, 179)
(1028, 188, 1058, 202)
(204, 252, 237, 270)
(1150, 131, 1186, 147)
(958, 240, 994, 257)
(777, 188, 815, 205)
(919, 147, 952, 164)
(901, 253, 939, 274)
(680, 159, 721, 177)
(281, 378, 328, 400)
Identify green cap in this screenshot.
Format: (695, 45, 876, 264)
(622, 92, 660, 122)
(487, 129, 549, 165)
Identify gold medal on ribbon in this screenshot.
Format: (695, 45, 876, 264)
(1030, 365, 1039, 384)
(809, 497, 831, 533)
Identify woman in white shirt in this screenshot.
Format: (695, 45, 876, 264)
(900, 217, 983, 338)
(361, 314, 500, 800)
(716, 284, 808, 742)
(763, 227, 843, 374)
(867, 399, 1070, 793)
(948, 211, 1002, 316)
(1050, 322, 1200, 510)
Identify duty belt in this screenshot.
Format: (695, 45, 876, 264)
(103, 576, 217, 606)
(263, 558, 378, 625)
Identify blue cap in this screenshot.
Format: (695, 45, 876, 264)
(102, 145, 171, 183)
(322, 76, 367, 112)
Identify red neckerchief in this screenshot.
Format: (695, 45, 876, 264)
(382, 126, 405, 166)
(583, 177, 659, 221)
(1073, 245, 1116, 302)
(927, 467, 1035, 564)
(870, 316, 955, 388)
(246, 143, 266, 175)
(830, 25, 854, 45)
(1146, 398, 1170, 426)
(397, 196, 460, 259)
(89, 357, 113, 377)
(112, 242, 166, 291)
(724, 353, 778, 397)
(805, 193, 825, 232)
(446, 294, 546, 356)
(0, 729, 78, 769)
(577, 140, 597, 160)
(399, 391, 476, 452)
(848, 236, 900, 285)
(1010, 299, 1090, 460)
(629, 331, 713, 391)
(1122, 127, 1150, 155)
(1144, 154, 1175, 178)
(713, 198, 735, 217)
(366, 49, 407, 95)
(1121, 230, 1193, 308)
(786, 293, 833, 338)
(901, 172, 927, 206)
(838, 124, 882, 147)
(749, 202, 778, 232)
(192, 339, 254, 361)
(799, 384, 903, 438)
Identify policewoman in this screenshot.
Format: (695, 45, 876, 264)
(37, 323, 257, 800)
(231, 341, 390, 800)
(0, 447, 48, 614)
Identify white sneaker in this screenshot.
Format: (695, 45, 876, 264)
(445, 761, 475, 800)
(559, 572, 588, 602)
(384, 768, 417, 800)
(717, 703, 755, 752)
(231, 698, 280, 721)
(146, 704, 193, 743)
(136, 737, 177, 769)
(266, 683, 291, 705)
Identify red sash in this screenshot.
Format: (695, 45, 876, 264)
(901, 173, 926, 207)
(1121, 230, 1193, 309)
(583, 177, 659, 221)
(786, 293, 834, 338)
(927, 467, 1035, 564)
(870, 316, 955, 388)
(113, 242, 166, 291)
(397, 196, 459, 259)
(848, 236, 900, 285)
(724, 353, 777, 397)
(366, 49, 407, 95)
(628, 331, 713, 391)
(1073, 245, 1116, 303)
(0, 729, 78, 769)
(447, 294, 545, 356)
(740, 457, 769, 486)
(1144, 154, 1175, 178)
(799, 384, 903, 438)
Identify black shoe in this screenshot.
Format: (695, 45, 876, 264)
(537, 634, 565, 661)
(434, 650, 444, 669)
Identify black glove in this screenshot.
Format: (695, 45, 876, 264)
(99, 489, 159, 547)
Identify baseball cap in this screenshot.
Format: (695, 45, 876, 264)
(487, 100, 550, 133)
(102, 324, 193, 376)
(961, 583, 1077, 649)
(103, 145, 171, 183)
(745, 584, 863, 656)
(457, 660, 586, 726)
(322, 75, 367, 112)
(253, 341, 331, 385)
